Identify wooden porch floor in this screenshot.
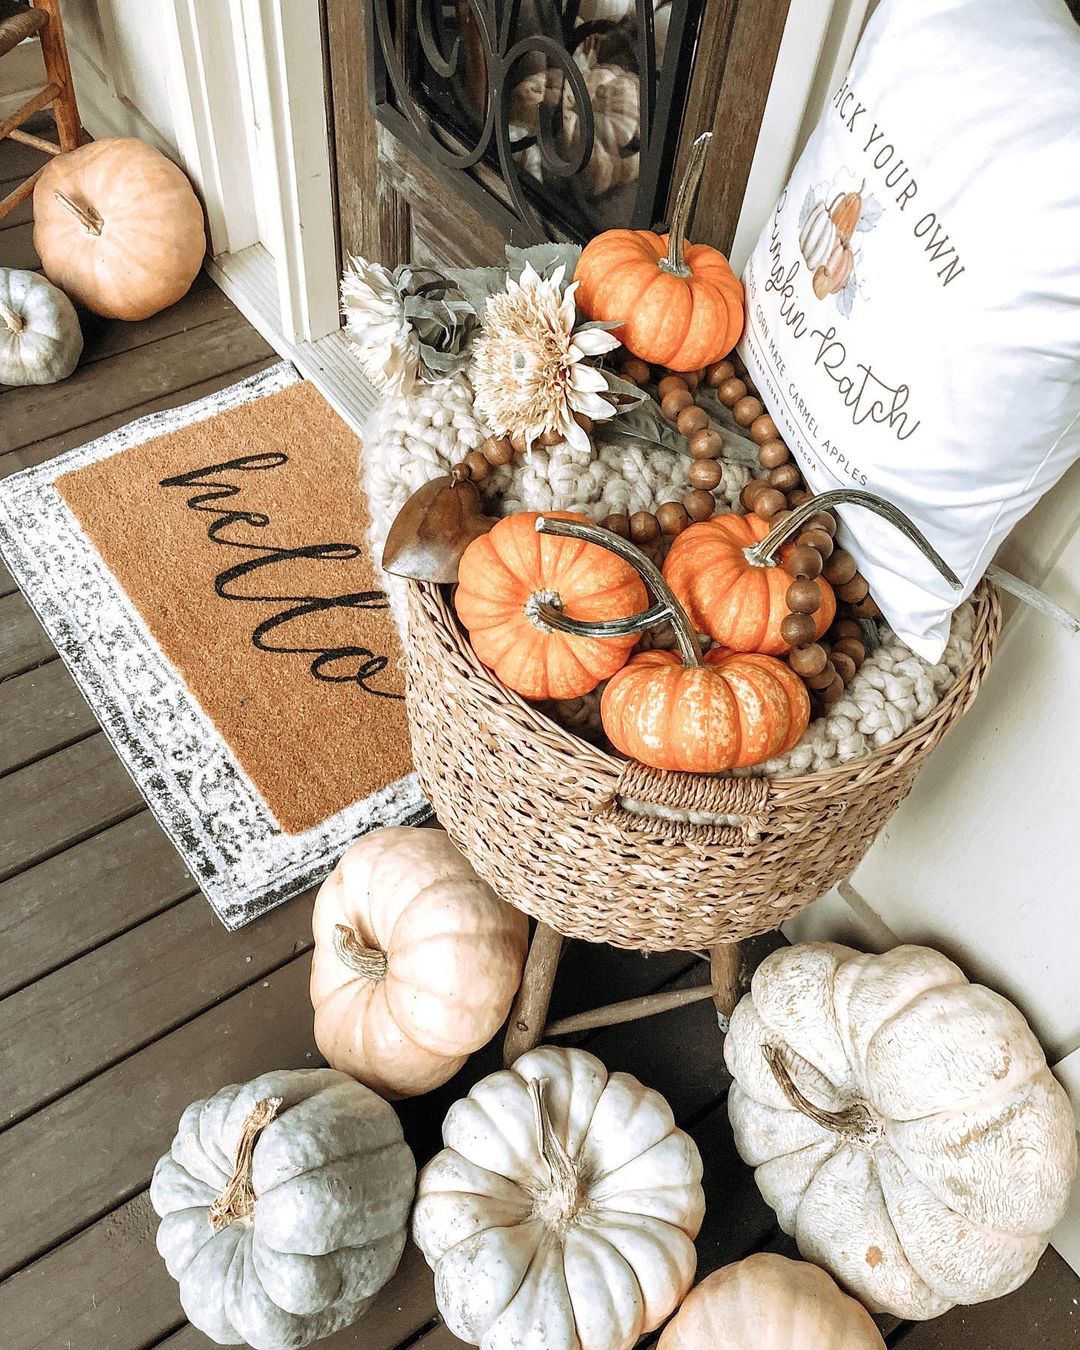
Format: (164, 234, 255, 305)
(1, 137, 1077, 1348)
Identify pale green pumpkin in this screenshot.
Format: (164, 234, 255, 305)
(151, 1068, 416, 1349)
(0, 267, 82, 386)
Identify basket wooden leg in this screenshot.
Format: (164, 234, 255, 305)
(503, 922, 563, 1066)
(710, 941, 744, 1027)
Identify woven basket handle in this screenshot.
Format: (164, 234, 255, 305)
(609, 762, 771, 837)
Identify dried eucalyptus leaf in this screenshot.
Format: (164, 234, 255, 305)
(506, 242, 582, 285)
(603, 371, 650, 411)
(446, 267, 508, 317)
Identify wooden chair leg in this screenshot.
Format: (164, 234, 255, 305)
(34, 0, 82, 150)
(503, 923, 563, 1065)
(710, 941, 744, 1027)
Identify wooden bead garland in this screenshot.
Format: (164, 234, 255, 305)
(452, 346, 881, 715)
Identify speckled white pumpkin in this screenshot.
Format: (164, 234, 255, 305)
(413, 1045, 705, 1350)
(724, 943, 1077, 1321)
(151, 1068, 416, 1349)
(0, 266, 82, 386)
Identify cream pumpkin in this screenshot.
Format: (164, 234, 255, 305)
(310, 827, 528, 1098)
(414, 1045, 704, 1350)
(33, 137, 205, 320)
(658, 1253, 885, 1349)
(724, 943, 1077, 1320)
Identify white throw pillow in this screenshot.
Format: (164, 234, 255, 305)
(738, 0, 1080, 660)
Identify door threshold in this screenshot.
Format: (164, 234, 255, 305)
(206, 243, 378, 436)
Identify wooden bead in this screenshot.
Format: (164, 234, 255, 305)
(509, 430, 528, 453)
(807, 511, 837, 536)
(771, 509, 793, 531)
(463, 451, 490, 482)
(656, 501, 690, 536)
(450, 461, 471, 483)
(789, 642, 828, 677)
(754, 487, 787, 520)
(750, 414, 779, 445)
(787, 488, 812, 508)
(837, 574, 869, 603)
(629, 511, 660, 545)
(798, 528, 834, 559)
(683, 488, 716, 521)
(683, 368, 703, 392)
(741, 480, 768, 512)
(769, 463, 802, 492)
(574, 412, 594, 433)
(482, 435, 514, 465)
(733, 395, 764, 427)
(851, 595, 882, 619)
(705, 359, 734, 388)
(822, 548, 857, 585)
(689, 427, 724, 459)
(831, 651, 857, 684)
(688, 458, 723, 490)
(781, 613, 817, 647)
(787, 579, 822, 614)
(658, 374, 688, 399)
(833, 618, 862, 641)
(820, 672, 846, 704)
(538, 427, 563, 446)
(716, 377, 747, 407)
(807, 660, 837, 690)
(622, 357, 651, 384)
(602, 513, 630, 537)
(758, 439, 790, 469)
(786, 545, 822, 580)
(832, 636, 865, 665)
(661, 389, 694, 419)
(677, 405, 710, 436)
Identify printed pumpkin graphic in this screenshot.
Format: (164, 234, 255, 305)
(798, 176, 881, 315)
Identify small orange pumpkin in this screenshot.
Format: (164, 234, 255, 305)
(830, 184, 864, 242)
(573, 133, 743, 372)
(602, 647, 808, 772)
(455, 511, 648, 701)
(664, 513, 835, 655)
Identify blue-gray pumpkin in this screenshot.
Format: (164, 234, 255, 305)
(0, 267, 82, 386)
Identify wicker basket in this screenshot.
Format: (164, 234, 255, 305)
(404, 579, 1001, 952)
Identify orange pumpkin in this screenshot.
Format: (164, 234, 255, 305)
(664, 513, 835, 655)
(830, 185, 864, 242)
(455, 511, 648, 701)
(33, 138, 205, 320)
(573, 133, 743, 371)
(602, 646, 808, 772)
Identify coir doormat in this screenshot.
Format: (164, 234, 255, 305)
(0, 363, 428, 928)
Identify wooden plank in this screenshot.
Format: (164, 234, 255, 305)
(0, 734, 144, 882)
(0, 217, 39, 271)
(70, 271, 225, 366)
(0, 353, 279, 478)
(0, 810, 195, 998)
(0, 657, 97, 774)
(0, 588, 52, 678)
(0, 559, 14, 595)
(0, 309, 275, 454)
(1, 888, 315, 1126)
(0, 187, 34, 232)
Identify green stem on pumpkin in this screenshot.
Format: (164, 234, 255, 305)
(743, 488, 962, 591)
(660, 132, 712, 278)
(530, 515, 703, 666)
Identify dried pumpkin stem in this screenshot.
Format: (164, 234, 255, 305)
(527, 1078, 582, 1229)
(55, 190, 103, 236)
(660, 131, 712, 278)
(0, 300, 24, 334)
(532, 515, 703, 665)
(332, 924, 389, 981)
(763, 1045, 879, 1145)
(208, 1096, 282, 1232)
(744, 488, 962, 591)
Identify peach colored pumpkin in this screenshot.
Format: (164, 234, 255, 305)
(33, 137, 205, 320)
(663, 513, 835, 655)
(455, 511, 648, 701)
(601, 646, 808, 772)
(310, 827, 528, 1098)
(658, 1253, 885, 1350)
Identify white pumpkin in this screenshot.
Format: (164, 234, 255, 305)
(799, 201, 837, 270)
(0, 267, 82, 386)
(564, 65, 640, 195)
(151, 1068, 416, 1349)
(725, 943, 1077, 1321)
(413, 1045, 704, 1350)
